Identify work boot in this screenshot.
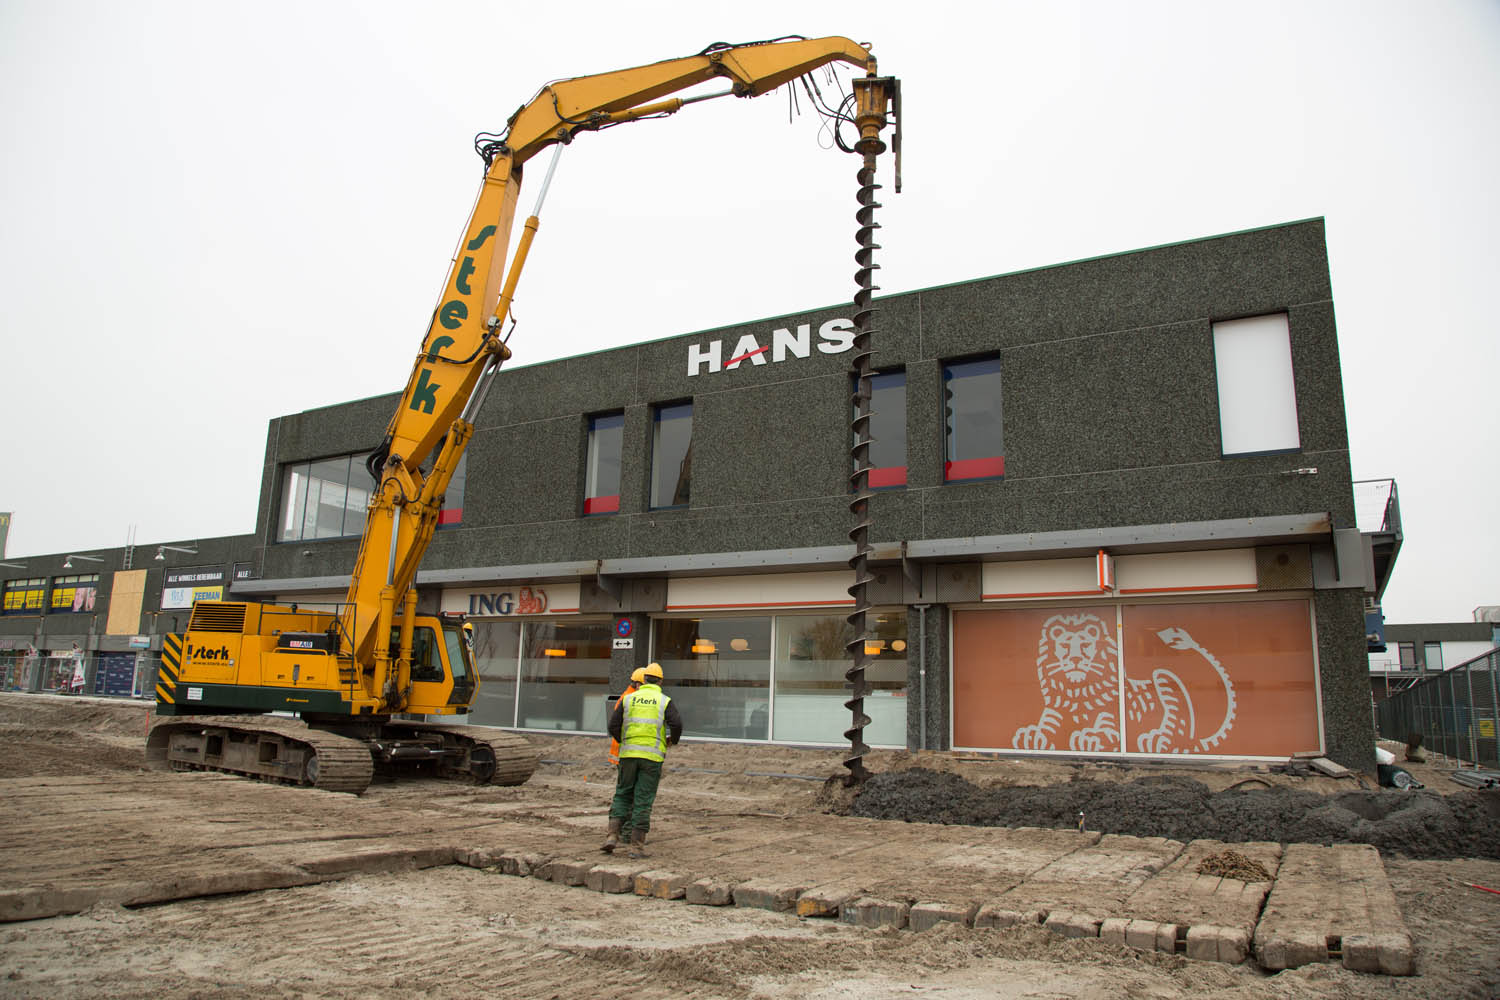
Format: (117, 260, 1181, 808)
(627, 828, 649, 859)
(600, 817, 623, 854)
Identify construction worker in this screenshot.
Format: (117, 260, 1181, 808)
(601, 662, 682, 857)
(606, 667, 644, 767)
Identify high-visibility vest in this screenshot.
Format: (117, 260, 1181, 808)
(607, 684, 638, 766)
(618, 684, 672, 763)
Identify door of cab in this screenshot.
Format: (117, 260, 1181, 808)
(400, 622, 476, 713)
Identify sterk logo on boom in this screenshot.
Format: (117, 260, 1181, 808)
(686, 318, 855, 378)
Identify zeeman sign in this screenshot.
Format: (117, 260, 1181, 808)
(687, 318, 855, 378)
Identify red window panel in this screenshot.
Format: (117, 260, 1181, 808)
(869, 465, 908, 489)
(944, 456, 1005, 482)
(437, 507, 463, 526)
(583, 494, 620, 515)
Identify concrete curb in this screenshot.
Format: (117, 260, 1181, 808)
(458, 844, 1414, 978)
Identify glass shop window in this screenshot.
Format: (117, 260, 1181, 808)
(517, 621, 614, 733)
(654, 617, 771, 740)
(2, 578, 46, 615)
(467, 620, 522, 728)
(772, 613, 907, 746)
(49, 574, 99, 613)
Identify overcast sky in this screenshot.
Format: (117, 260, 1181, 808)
(1, 1, 1495, 624)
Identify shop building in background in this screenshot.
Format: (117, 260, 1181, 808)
(0, 220, 1400, 772)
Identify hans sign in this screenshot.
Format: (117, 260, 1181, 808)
(687, 318, 854, 377)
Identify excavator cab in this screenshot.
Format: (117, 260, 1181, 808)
(398, 614, 478, 715)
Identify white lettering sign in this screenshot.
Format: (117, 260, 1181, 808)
(687, 318, 856, 377)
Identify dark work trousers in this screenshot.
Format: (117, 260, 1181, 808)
(609, 756, 663, 835)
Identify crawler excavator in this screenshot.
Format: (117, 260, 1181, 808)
(147, 37, 900, 794)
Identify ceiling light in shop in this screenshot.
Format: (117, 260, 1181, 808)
(864, 640, 885, 656)
(691, 640, 717, 654)
(729, 638, 749, 652)
(891, 639, 908, 652)
(543, 648, 567, 657)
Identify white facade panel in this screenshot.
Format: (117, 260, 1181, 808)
(981, 557, 1100, 600)
(666, 571, 854, 611)
(1114, 549, 1258, 595)
(1213, 313, 1301, 456)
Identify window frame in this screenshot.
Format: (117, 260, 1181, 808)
(436, 452, 467, 528)
(49, 574, 100, 613)
(2, 577, 47, 616)
(279, 448, 464, 542)
(941, 355, 1006, 483)
(649, 401, 694, 510)
(583, 411, 625, 516)
(860, 369, 907, 490)
(1211, 312, 1302, 458)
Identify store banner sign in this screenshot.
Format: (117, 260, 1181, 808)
(161, 567, 226, 610)
(161, 585, 225, 609)
(686, 318, 855, 378)
(441, 582, 580, 617)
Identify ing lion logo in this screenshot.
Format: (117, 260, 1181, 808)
(1011, 613, 1237, 754)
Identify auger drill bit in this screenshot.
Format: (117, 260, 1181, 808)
(843, 70, 900, 787)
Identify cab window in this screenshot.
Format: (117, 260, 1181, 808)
(390, 626, 444, 682)
(443, 627, 470, 681)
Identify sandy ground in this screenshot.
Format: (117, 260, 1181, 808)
(0, 693, 1497, 999)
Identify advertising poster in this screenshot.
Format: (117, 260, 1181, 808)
(161, 567, 225, 610)
(94, 652, 137, 696)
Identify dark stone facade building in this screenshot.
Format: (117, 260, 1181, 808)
(1, 219, 1391, 771)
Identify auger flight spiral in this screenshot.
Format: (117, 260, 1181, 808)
(842, 69, 900, 787)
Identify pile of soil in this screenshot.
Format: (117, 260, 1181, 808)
(845, 769, 1500, 860)
(1196, 849, 1272, 881)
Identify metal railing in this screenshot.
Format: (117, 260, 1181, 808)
(1353, 478, 1401, 535)
(1376, 647, 1499, 769)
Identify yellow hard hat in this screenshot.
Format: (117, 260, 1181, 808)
(641, 662, 664, 682)
(629, 666, 647, 684)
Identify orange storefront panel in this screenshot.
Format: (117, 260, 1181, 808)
(1121, 601, 1320, 756)
(953, 600, 1320, 756)
(953, 606, 1121, 751)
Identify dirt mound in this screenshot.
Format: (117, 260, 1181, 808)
(1197, 849, 1271, 881)
(0, 693, 150, 737)
(845, 768, 1500, 860)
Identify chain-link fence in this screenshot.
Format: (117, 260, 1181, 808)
(1376, 648, 1499, 769)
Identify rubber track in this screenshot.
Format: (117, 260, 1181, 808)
(146, 716, 375, 795)
(381, 723, 538, 786)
